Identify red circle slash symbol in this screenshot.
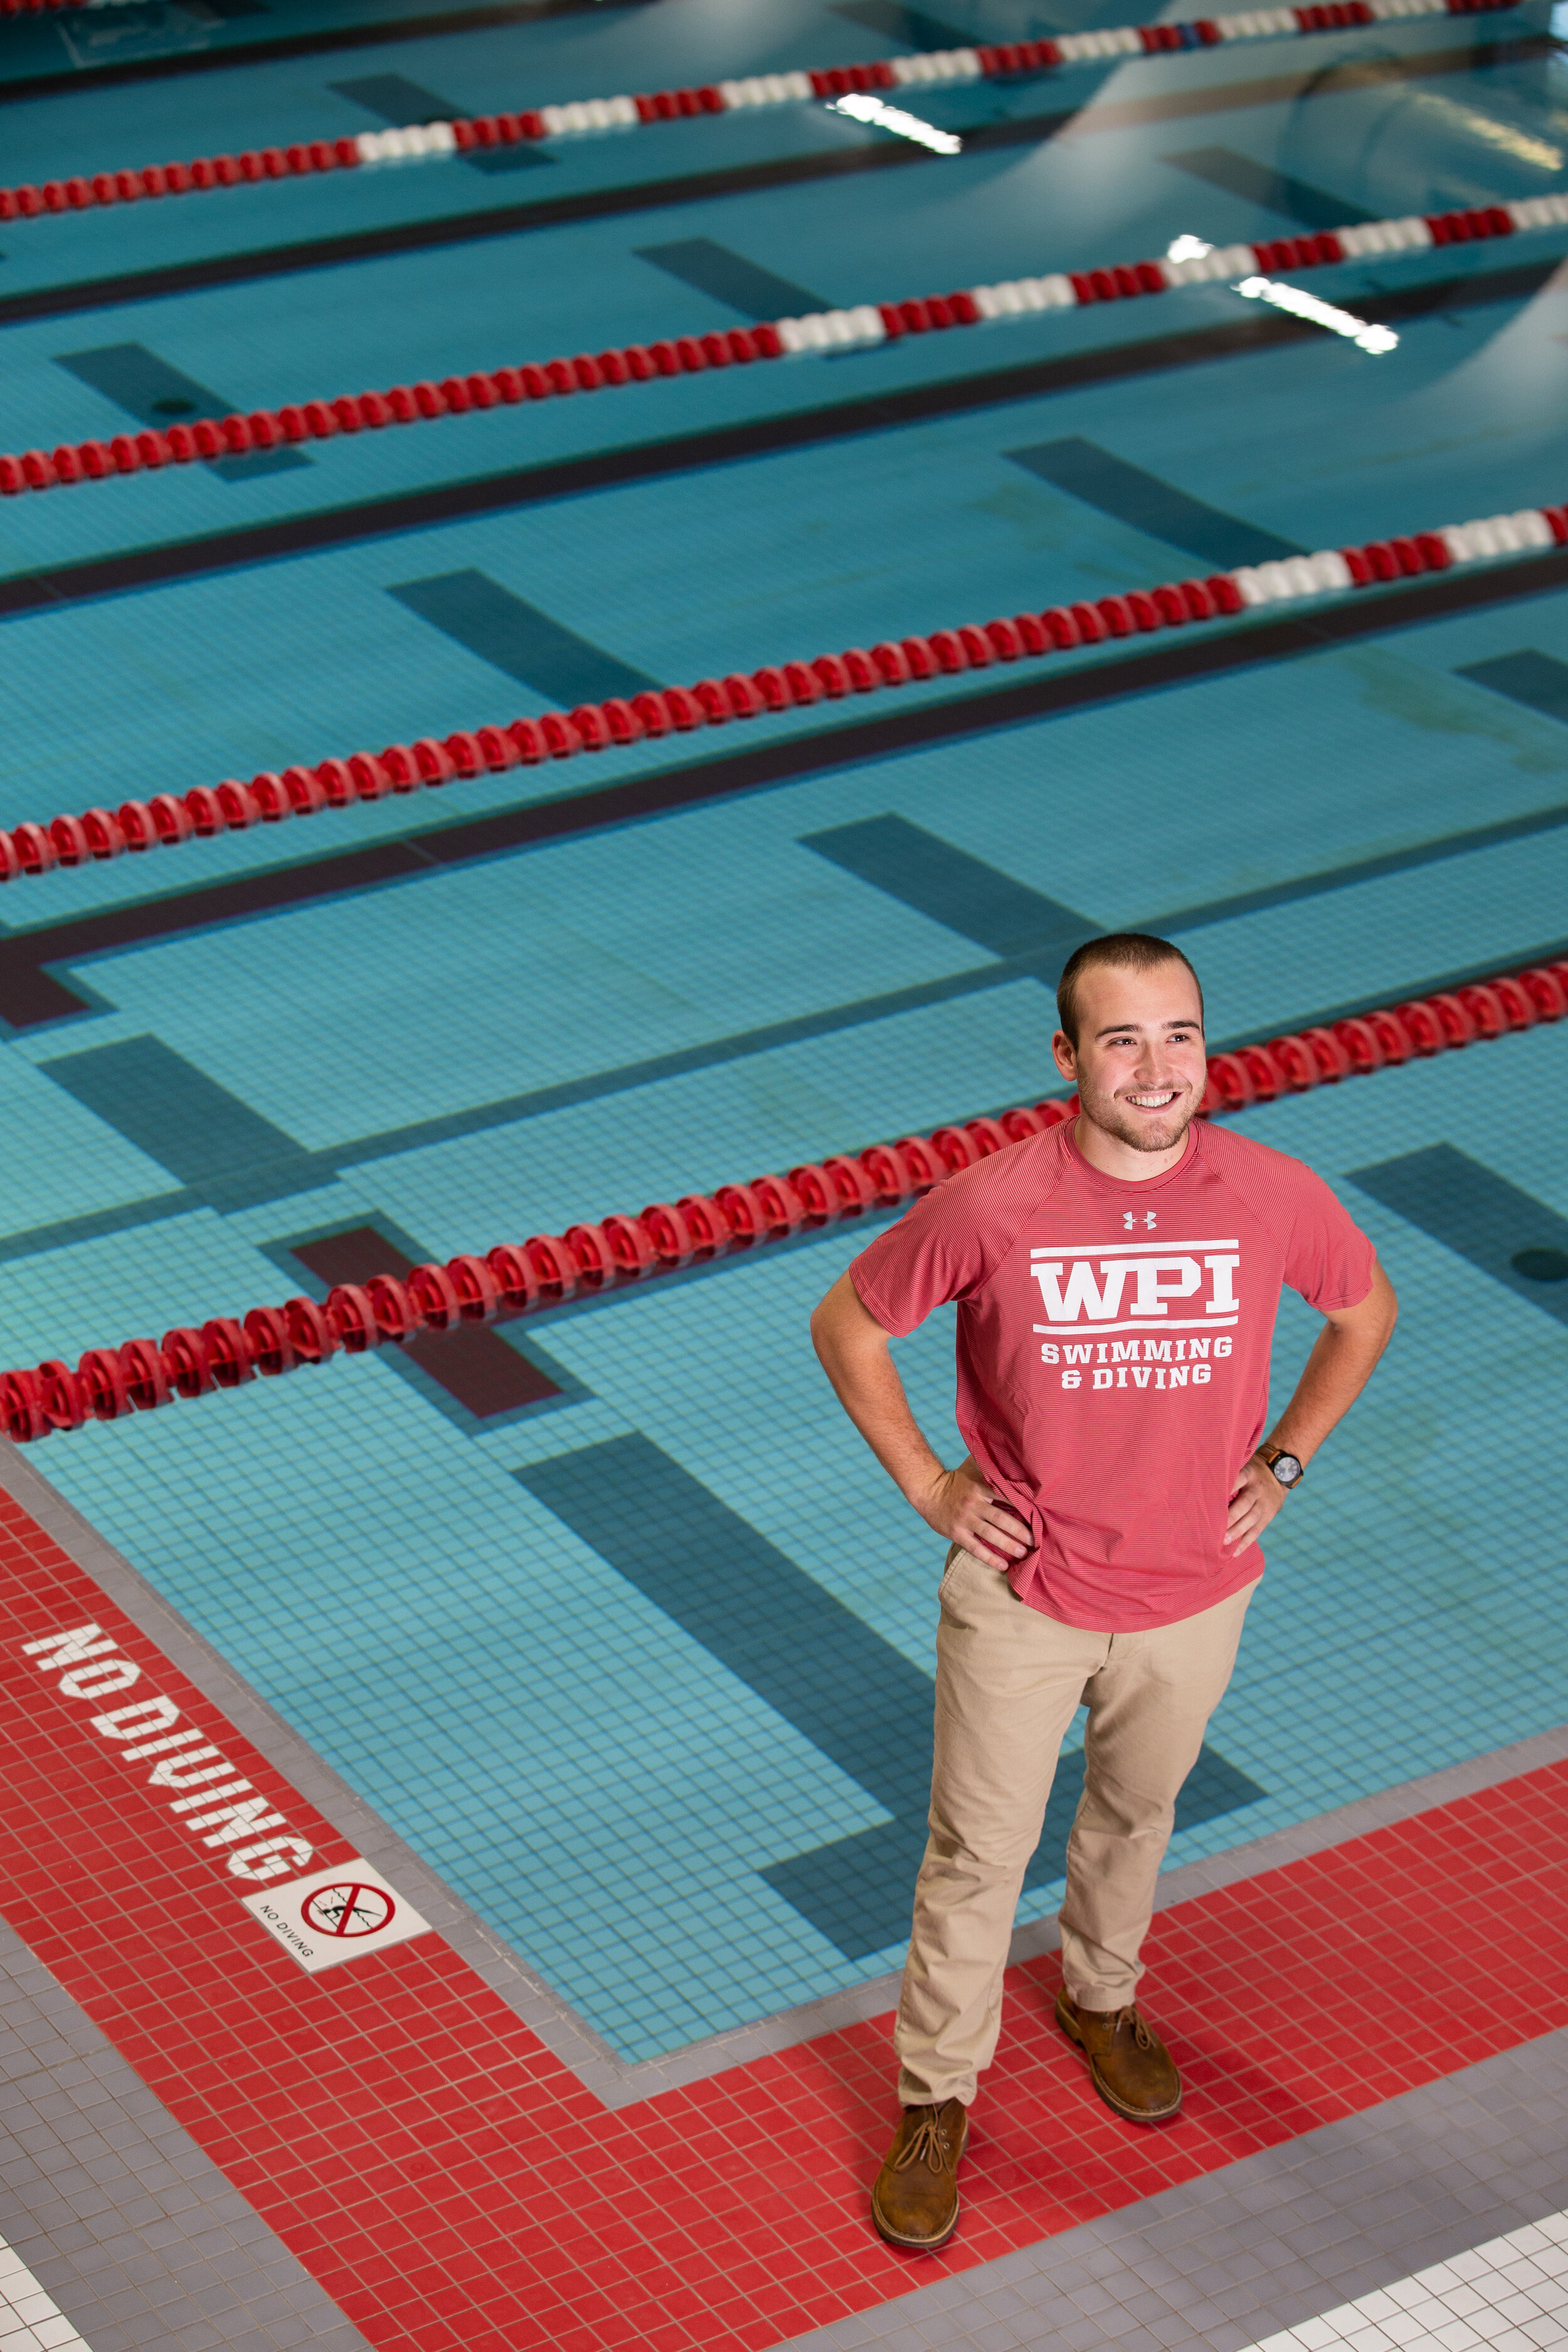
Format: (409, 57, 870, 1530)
(302, 1881, 395, 1938)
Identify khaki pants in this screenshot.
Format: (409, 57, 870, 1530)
(895, 1548, 1257, 2109)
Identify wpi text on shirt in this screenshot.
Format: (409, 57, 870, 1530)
(1032, 1236, 1241, 1391)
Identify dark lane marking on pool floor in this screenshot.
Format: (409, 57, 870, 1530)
(289, 1223, 570, 1419)
(1348, 1147, 1568, 1327)
(635, 239, 827, 321)
(1458, 651, 1568, 726)
(1007, 437, 1302, 569)
(0, 256, 1554, 623)
(1, 545, 1567, 1032)
(387, 571, 660, 701)
(517, 1430, 1265, 1962)
(329, 71, 551, 171)
(55, 342, 310, 482)
(1160, 146, 1376, 230)
(801, 814, 1095, 959)
(832, 0, 976, 48)
(41, 1034, 316, 1207)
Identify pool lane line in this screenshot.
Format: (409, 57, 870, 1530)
(0, 495, 1562, 898)
(2, 947, 1562, 1441)
(13, 194, 1568, 499)
(1, 909, 1565, 1276)
(0, 536, 1565, 1032)
(0, 252, 1554, 625)
(0, 33, 1540, 332)
(0, 1, 1519, 231)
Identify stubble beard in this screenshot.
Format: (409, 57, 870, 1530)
(1082, 1086, 1199, 1157)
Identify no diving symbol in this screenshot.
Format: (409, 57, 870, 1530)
(301, 1880, 395, 1939)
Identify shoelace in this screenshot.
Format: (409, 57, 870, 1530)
(895, 2109, 954, 2174)
(1115, 2006, 1155, 2048)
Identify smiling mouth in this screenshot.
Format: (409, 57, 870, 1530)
(1124, 1091, 1180, 1109)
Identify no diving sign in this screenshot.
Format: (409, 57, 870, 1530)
(242, 1858, 432, 1973)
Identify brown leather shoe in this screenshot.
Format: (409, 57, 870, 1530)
(1055, 1989, 1182, 2122)
(871, 2099, 968, 2250)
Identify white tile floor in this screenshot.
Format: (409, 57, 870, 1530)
(0, 2240, 90, 2352)
(1255, 2212, 1568, 2352)
(0, 1899, 366, 2352)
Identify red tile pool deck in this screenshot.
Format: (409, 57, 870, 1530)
(1, 1480, 1563, 2352)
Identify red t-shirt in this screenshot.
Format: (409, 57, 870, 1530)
(849, 1116, 1375, 1632)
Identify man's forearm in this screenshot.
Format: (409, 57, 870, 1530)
(810, 1269, 1035, 1565)
(813, 1327, 945, 1507)
(1266, 1274, 1397, 1463)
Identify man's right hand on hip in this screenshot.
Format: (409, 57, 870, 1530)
(914, 1456, 1033, 1569)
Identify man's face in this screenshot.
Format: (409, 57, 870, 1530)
(1052, 961, 1208, 1156)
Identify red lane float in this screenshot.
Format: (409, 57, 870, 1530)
(5, 194, 1568, 497)
(3, 956, 1565, 1444)
(0, 495, 1562, 886)
(0, 0, 1517, 211)
(0, 324, 783, 495)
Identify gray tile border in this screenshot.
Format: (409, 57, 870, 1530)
(4, 1436, 1565, 2112)
(770, 2033, 1568, 2352)
(0, 1909, 370, 2352)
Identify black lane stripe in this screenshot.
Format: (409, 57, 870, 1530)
(4, 544, 1567, 1030)
(3, 921, 1564, 1269)
(0, 139, 954, 332)
(0, 0, 644, 104)
(0, 36, 1535, 333)
(0, 256, 1552, 625)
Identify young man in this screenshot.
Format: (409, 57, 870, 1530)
(810, 933, 1396, 2252)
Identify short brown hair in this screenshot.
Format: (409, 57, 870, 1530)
(1056, 934, 1204, 1048)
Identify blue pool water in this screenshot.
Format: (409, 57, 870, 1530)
(1, 0, 1565, 2060)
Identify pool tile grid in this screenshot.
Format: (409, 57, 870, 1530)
(0, 20, 1562, 588)
(0, 3, 1524, 305)
(0, 8, 1564, 2334)
(3, 279, 1567, 896)
(11, 1409, 1568, 2134)
(0, 696, 1560, 2067)
(0, 213, 1559, 591)
(8, 584, 1568, 1125)
(1, 1451, 1567, 2352)
(23, 765, 1568, 1154)
(0, 0, 1043, 154)
(3, 1015, 1565, 2063)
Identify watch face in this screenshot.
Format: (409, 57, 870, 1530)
(1271, 1453, 1304, 1487)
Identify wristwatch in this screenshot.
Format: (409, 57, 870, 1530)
(1258, 1444, 1305, 1489)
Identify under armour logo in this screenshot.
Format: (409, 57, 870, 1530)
(1123, 1210, 1157, 1230)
